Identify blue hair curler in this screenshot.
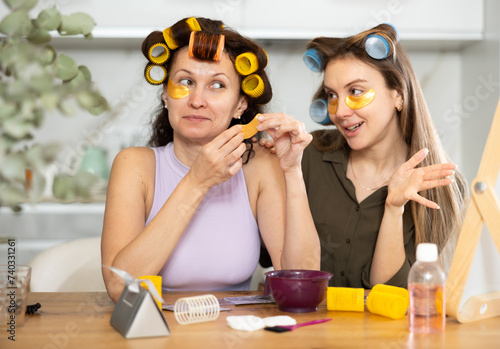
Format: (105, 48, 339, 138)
(309, 99, 330, 124)
(365, 34, 390, 60)
(365, 23, 399, 60)
(303, 48, 323, 73)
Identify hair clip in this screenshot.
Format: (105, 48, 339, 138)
(148, 42, 170, 65)
(145, 64, 167, 85)
(185, 17, 201, 32)
(235, 52, 259, 76)
(26, 303, 41, 315)
(242, 74, 264, 98)
(303, 48, 323, 72)
(188, 31, 225, 61)
(365, 23, 399, 60)
(309, 99, 330, 125)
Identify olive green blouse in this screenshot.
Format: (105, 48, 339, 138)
(302, 142, 416, 289)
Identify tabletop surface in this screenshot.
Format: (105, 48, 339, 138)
(2, 291, 500, 349)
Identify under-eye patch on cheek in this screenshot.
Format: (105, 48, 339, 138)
(328, 98, 338, 114)
(167, 79, 190, 99)
(241, 114, 261, 139)
(345, 89, 376, 110)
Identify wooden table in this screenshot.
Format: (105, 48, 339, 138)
(2, 291, 500, 348)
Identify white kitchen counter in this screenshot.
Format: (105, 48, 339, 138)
(0, 202, 106, 265)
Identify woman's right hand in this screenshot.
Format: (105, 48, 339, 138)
(187, 125, 247, 190)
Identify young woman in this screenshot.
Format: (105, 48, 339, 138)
(297, 24, 468, 288)
(101, 17, 320, 302)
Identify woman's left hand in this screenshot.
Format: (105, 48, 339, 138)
(256, 113, 312, 172)
(386, 148, 456, 210)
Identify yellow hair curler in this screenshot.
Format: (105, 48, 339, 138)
(163, 27, 179, 50)
(235, 52, 259, 76)
(365, 284, 409, 320)
(242, 74, 264, 98)
(326, 287, 364, 312)
(167, 79, 190, 99)
(148, 43, 170, 65)
(345, 89, 376, 110)
(371, 284, 409, 303)
(185, 17, 201, 32)
(145, 64, 167, 85)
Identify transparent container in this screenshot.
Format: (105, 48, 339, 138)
(408, 243, 446, 333)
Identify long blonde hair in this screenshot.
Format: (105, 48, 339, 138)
(307, 24, 469, 264)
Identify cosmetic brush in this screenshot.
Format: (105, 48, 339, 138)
(264, 318, 332, 333)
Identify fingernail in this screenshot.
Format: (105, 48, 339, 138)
(436, 205, 440, 209)
(257, 114, 263, 121)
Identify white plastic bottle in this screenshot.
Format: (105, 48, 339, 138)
(408, 243, 446, 333)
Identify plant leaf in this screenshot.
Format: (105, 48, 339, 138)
(0, 100, 17, 120)
(40, 45, 57, 65)
(70, 12, 95, 36)
(27, 27, 51, 44)
(3, 0, 38, 11)
(3, 116, 33, 139)
(0, 183, 26, 207)
(34, 8, 62, 31)
(1, 152, 27, 181)
(55, 53, 78, 81)
(0, 10, 33, 36)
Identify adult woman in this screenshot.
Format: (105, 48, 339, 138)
(101, 17, 319, 302)
(299, 24, 468, 288)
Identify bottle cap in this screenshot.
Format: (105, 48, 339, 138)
(416, 243, 438, 262)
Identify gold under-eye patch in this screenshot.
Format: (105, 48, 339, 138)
(241, 114, 260, 139)
(167, 79, 190, 99)
(345, 89, 376, 110)
(328, 98, 339, 114)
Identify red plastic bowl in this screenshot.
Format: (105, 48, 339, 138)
(265, 269, 333, 313)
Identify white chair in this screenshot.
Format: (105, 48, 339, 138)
(249, 264, 274, 291)
(28, 236, 106, 292)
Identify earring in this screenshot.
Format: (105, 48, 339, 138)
(396, 100, 403, 112)
(235, 114, 241, 119)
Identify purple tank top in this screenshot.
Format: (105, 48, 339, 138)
(146, 143, 260, 291)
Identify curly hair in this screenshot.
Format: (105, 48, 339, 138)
(141, 17, 272, 149)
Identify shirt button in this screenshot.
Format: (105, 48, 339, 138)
(346, 239, 351, 244)
(355, 206, 360, 211)
(340, 271, 345, 276)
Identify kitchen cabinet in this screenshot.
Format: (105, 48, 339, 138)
(1, 0, 482, 51)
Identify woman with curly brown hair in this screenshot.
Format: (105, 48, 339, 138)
(300, 23, 468, 288)
(101, 17, 320, 302)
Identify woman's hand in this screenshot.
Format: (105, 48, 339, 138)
(256, 113, 312, 172)
(251, 135, 276, 154)
(188, 125, 247, 190)
(386, 148, 456, 210)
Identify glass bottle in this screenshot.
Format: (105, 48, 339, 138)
(408, 243, 446, 333)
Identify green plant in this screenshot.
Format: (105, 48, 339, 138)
(0, 0, 108, 211)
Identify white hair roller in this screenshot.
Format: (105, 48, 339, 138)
(174, 294, 220, 325)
